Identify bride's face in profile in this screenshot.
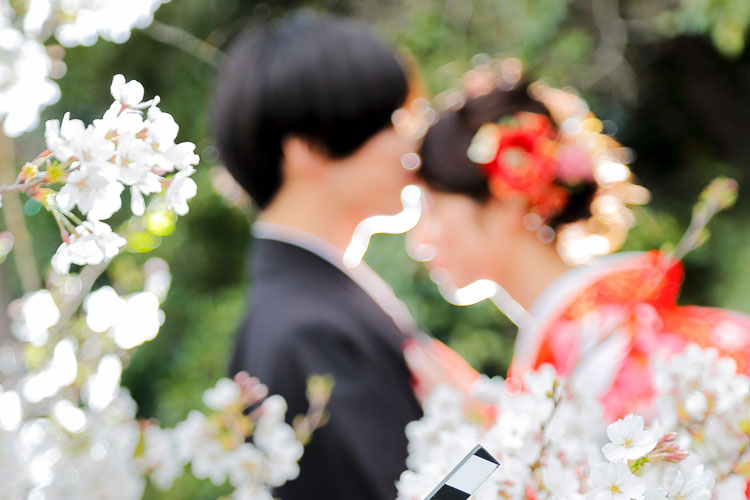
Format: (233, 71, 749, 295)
(410, 187, 527, 288)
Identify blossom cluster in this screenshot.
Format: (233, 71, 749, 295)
(0, 212, 334, 500)
(0, 63, 331, 500)
(0, 0, 170, 136)
(1, 262, 331, 498)
(396, 345, 748, 500)
(0, 374, 320, 499)
(652, 345, 750, 497)
(24, 74, 200, 274)
(0, 389, 146, 499)
(138, 375, 311, 499)
(1, 258, 166, 498)
(23, 0, 171, 47)
(1, 253, 332, 499)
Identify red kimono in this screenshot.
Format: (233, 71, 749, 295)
(509, 251, 750, 420)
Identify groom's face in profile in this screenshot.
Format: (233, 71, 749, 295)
(325, 123, 416, 219)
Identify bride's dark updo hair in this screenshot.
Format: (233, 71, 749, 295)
(418, 85, 597, 230)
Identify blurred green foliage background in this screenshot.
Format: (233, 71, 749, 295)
(2, 0, 750, 497)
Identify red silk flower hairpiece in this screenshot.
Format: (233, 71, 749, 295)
(467, 112, 592, 220)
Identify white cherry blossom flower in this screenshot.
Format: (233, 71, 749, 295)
(0, 21, 60, 136)
(51, 399, 87, 433)
(712, 474, 747, 499)
(85, 354, 123, 410)
(85, 286, 122, 332)
(54, 0, 172, 47)
(22, 0, 53, 37)
(143, 257, 172, 301)
(603, 414, 657, 462)
(164, 141, 200, 171)
(667, 464, 714, 500)
(137, 425, 182, 490)
(226, 442, 265, 487)
(115, 133, 153, 172)
(84, 286, 161, 349)
(683, 391, 708, 420)
(173, 410, 213, 464)
(11, 290, 60, 345)
(55, 4, 100, 47)
(191, 439, 233, 486)
(0, 389, 22, 431)
(20, 338, 78, 403)
(586, 461, 646, 500)
(110, 74, 150, 108)
(113, 292, 162, 349)
(45, 112, 86, 161)
(544, 458, 583, 500)
(114, 140, 155, 201)
(202, 378, 240, 411)
(146, 104, 179, 151)
(51, 221, 126, 274)
(56, 164, 124, 221)
(77, 121, 117, 166)
(94, 101, 146, 135)
(166, 167, 197, 215)
(129, 180, 160, 216)
(253, 395, 303, 486)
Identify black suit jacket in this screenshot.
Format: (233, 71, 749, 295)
(229, 238, 422, 500)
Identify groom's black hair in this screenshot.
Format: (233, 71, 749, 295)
(212, 12, 408, 209)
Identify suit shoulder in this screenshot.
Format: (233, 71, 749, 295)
(246, 279, 361, 337)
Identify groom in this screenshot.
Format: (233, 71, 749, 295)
(213, 12, 422, 500)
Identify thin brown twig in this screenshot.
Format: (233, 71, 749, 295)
(715, 442, 749, 483)
(141, 20, 227, 68)
(578, 0, 638, 103)
(530, 380, 564, 472)
(0, 177, 46, 194)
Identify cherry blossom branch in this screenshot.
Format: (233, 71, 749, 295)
(0, 177, 46, 194)
(293, 374, 334, 445)
(142, 20, 227, 68)
(672, 177, 738, 261)
(50, 261, 109, 335)
(709, 439, 750, 483)
(529, 379, 563, 472)
(579, 0, 638, 103)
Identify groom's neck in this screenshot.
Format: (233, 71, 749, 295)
(258, 185, 361, 254)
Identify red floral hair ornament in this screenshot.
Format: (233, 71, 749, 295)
(468, 112, 571, 220)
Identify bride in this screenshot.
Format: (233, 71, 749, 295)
(406, 64, 750, 419)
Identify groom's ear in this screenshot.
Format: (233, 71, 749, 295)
(281, 136, 331, 180)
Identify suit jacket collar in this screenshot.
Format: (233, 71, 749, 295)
(251, 236, 421, 337)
